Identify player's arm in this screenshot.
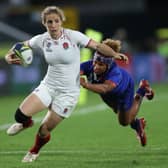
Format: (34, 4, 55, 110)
(87, 39, 128, 63)
(80, 78, 116, 94)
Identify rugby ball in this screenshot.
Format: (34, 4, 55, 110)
(12, 42, 33, 67)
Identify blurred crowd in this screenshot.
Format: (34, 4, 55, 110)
(0, 0, 168, 58)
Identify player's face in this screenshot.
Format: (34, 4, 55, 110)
(93, 61, 107, 75)
(44, 13, 62, 39)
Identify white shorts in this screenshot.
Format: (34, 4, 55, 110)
(33, 83, 79, 118)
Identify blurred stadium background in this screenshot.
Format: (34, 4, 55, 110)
(0, 0, 168, 95)
(0, 1, 168, 167)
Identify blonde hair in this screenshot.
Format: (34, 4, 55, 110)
(103, 39, 121, 52)
(41, 6, 66, 24)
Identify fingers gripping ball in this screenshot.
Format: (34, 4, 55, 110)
(12, 42, 33, 67)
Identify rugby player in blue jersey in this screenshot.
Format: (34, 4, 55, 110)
(80, 39, 154, 146)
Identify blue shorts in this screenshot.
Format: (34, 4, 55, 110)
(100, 80, 134, 113)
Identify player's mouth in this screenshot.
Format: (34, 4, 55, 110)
(94, 69, 102, 75)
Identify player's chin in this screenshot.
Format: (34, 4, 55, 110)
(94, 70, 102, 75)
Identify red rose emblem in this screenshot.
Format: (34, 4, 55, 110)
(63, 42, 69, 49)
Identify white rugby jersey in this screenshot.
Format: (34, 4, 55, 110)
(29, 28, 90, 92)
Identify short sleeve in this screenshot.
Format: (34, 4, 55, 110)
(69, 29, 91, 48)
(28, 34, 43, 50)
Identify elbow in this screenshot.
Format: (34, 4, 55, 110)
(102, 85, 113, 94)
(100, 88, 109, 94)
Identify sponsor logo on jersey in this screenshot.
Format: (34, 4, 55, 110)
(46, 42, 52, 52)
(54, 41, 59, 45)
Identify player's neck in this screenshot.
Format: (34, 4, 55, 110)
(50, 28, 62, 40)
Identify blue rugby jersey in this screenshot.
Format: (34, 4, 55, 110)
(80, 60, 134, 96)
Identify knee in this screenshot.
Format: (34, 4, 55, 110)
(15, 108, 33, 127)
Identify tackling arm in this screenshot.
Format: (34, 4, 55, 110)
(87, 40, 128, 63)
(80, 77, 116, 94)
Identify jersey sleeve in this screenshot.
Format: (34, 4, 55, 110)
(28, 34, 43, 50)
(70, 30, 91, 48)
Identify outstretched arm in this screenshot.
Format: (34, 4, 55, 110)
(87, 40, 128, 63)
(80, 77, 116, 94)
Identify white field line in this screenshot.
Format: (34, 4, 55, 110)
(0, 146, 168, 155)
(0, 93, 167, 131)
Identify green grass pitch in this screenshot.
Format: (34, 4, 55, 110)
(0, 83, 168, 168)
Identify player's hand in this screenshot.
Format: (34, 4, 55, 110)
(5, 52, 22, 65)
(80, 77, 88, 88)
(117, 53, 129, 64)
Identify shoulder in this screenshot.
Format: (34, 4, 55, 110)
(63, 28, 77, 38)
(80, 60, 93, 71)
(81, 60, 93, 65)
(64, 28, 79, 33)
(107, 62, 121, 76)
(80, 60, 93, 74)
(63, 28, 90, 46)
(30, 32, 48, 41)
(109, 62, 118, 71)
(36, 32, 50, 40)
(29, 32, 48, 48)
(64, 28, 86, 37)
(108, 63, 131, 80)
(81, 60, 93, 69)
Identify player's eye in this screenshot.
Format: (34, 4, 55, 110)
(55, 19, 60, 23)
(47, 20, 53, 24)
(47, 19, 60, 24)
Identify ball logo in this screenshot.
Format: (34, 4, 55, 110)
(63, 108, 68, 113)
(63, 42, 69, 49)
(27, 56, 32, 62)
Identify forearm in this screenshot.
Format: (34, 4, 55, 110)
(83, 83, 111, 94)
(88, 40, 118, 58)
(87, 40, 128, 63)
(96, 43, 120, 59)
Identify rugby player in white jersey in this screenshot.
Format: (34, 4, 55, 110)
(5, 6, 128, 162)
